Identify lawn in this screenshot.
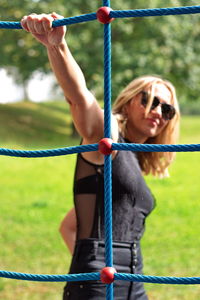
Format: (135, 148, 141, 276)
(0, 102, 200, 299)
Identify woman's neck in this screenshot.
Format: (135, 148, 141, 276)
(125, 127, 147, 144)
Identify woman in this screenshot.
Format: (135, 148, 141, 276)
(21, 13, 180, 300)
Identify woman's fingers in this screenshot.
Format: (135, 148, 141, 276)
(51, 12, 64, 20)
(21, 15, 29, 31)
(35, 14, 54, 34)
(27, 15, 38, 33)
(21, 12, 66, 46)
(21, 14, 54, 34)
(42, 15, 54, 32)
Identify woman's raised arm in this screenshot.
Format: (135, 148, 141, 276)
(21, 13, 106, 144)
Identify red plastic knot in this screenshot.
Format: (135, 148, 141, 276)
(96, 7, 114, 24)
(100, 267, 117, 284)
(98, 138, 113, 155)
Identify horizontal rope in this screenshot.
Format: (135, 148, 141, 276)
(110, 5, 200, 19)
(112, 143, 200, 152)
(0, 144, 98, 158)
(0, 270, 100, 282)
(0, 13, 97, 29)
(1, 143, 200, 158)
(115, 273, 200, 285)
(1, 5, 200, 30)
(1, 270, 200, 284)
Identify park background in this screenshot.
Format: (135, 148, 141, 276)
(0, 0, 200, 299)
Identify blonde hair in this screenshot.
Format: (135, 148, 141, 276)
(112, 75, 180, 177)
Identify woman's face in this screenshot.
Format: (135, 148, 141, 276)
(125, 83, 172, 143)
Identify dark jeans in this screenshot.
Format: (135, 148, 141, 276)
(63, 239, 148, 300)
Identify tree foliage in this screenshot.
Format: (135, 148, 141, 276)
(0, 0, 200, 102)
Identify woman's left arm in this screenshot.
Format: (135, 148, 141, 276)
(59, 207, 76, 255)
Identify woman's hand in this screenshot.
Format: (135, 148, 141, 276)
(21, 12, 66, 47)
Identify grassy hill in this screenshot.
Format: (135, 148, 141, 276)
(0, 101, 200, 300)
(0, 101, 79, 149)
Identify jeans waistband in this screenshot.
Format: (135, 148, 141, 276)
(76, 238, 139, 249)
(72, 238, 142, 273)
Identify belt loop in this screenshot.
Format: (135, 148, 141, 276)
(94, 240, 99, 256)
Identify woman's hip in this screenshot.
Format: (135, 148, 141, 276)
(69, 238, 143, 273)
(63, 239, 147, 300)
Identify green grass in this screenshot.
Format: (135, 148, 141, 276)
(0, 101, 78, 299)
(143, 116, 200, 299)
(0, 102, 200, 299)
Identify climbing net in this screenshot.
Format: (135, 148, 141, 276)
(1, 1, 200, 299)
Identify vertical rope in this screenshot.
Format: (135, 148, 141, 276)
(104, 155, 113, 300)
(104, 155, 113, 266)
(103, 1, 113, 299)
(103, 20, 113, 266)
(104, 23, 112, 139)
(106, 283, 114, 300)
(103, 0, 110, 7)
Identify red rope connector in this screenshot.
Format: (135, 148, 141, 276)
(100, 267, 116, 284)
(98, 138, 113, 155)
(96, 7, 115, 24)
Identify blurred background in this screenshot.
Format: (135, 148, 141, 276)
(1, 0, 200, 112)
(1, 1, 200, 299)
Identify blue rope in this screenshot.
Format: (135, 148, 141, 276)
(106, 284, 113, 300)
(104, 23, 112, 139)
(0, 144, 98, 158)
(112, 143, 200, 152)
(52, 13, 97, 26)
(104, 155, 113, 268)
(115, 273, 200, 285)
(102, 2, 113, 298)
(0, 13, 97, 29)
(0, 270, 100, 282)
(110, 5, 200, 19)
(1, 269, 200, 285)
(1, 143, 200, 158)
(1, 6, 200, 30)
(103, 0, 110, 7)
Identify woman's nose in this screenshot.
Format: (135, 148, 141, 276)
(151, 104, 162, 118)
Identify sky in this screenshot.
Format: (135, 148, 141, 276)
(0, 69, 60, 103)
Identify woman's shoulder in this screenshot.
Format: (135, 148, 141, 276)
(111, 113, 119, 143)
(80, 113, 119, 165)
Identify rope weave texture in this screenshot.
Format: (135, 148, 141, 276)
(1, 143, 200, 159)
(0, 271, 100, 282)
(0, 13, 97, 29)
(1, 5, 200, 29)
(110, 5, 200, 19)
(0, 144, 98, 157)
(112, 143, 200, 152)
(115, 274, 200, 285)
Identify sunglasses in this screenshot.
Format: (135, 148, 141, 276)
(141, 91, 176, 121)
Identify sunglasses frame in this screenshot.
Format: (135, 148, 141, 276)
(141, 91, 176, 121)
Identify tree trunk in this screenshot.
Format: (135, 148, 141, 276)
(22, 81, 29, 102)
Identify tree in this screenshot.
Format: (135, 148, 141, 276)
(0, 0, 200, 103)
(58, 0, 200, 102)
(0, 0, 57, 100)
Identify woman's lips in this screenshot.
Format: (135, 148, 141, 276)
(146, 118, 158, 125)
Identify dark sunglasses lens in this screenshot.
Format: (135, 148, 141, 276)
(141, 92, 176, 120)
(141, 93, 148, 107)
(162, 104, 176, 120)
(151, 97, 160, 109)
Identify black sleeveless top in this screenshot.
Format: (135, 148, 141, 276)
(73, 135, 155, 243)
